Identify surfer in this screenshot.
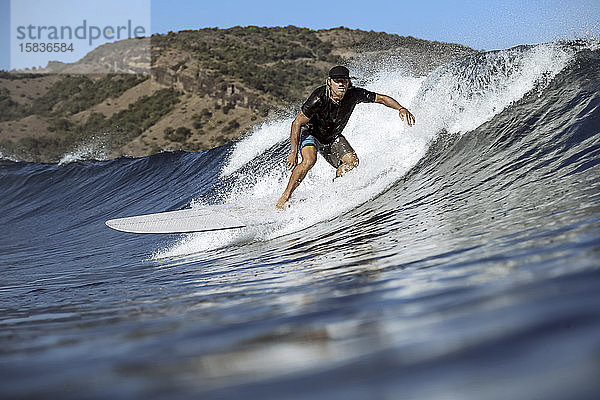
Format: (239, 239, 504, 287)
(276, 65, 415, 209)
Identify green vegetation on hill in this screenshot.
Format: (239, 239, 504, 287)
(35, 74, 148, 116)
(81, 88, 181, 145)
(0, 134, 64, 162)
(0, 71, 45, 80)
(0, 74, 148, 122)
(0, 88, 29, 122)
(1, 88, 180, 160)
(152, 26, 338, 101)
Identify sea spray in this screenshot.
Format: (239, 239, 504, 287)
(58, 133, 111, 166)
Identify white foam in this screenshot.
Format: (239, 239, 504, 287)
(58, 133, 110, 166)
(412, 42, 574, 138)
(0, 150, 20, 162)
(220, 119, 290, 178)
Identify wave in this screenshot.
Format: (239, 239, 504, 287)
(154, 40, 595, 257)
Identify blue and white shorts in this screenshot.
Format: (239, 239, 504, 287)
(299, 131, 355, 168)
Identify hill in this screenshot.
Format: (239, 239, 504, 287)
(0, 26, 475, 162)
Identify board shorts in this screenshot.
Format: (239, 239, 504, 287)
(300, 132, 355, 168)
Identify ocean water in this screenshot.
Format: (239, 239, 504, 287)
(1, 41, 599, 399)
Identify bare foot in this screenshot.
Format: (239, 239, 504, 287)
(275, 196, 288, 210)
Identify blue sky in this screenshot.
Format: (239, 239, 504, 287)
(2, 0, 599, 70)
(149, 0, 599, 50)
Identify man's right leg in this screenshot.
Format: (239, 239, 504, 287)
(276, 145, 317, 209)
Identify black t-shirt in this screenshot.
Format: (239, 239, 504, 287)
(301, 85, 376, 144)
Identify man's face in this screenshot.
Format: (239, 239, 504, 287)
(330, 78, 350, 97)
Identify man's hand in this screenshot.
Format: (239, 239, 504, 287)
(286, 152, 298, 169)
(399, 107, 416, 126)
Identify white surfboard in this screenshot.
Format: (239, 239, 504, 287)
(106, 207, 246, 234)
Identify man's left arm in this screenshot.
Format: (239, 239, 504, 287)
(374, 93, 416, 127)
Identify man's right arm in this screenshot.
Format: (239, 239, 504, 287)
(287, 110, 310, 169)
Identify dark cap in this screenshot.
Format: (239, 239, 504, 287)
(328, 65, 351, 79)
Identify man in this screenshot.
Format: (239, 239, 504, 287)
(275, 65, 416, 209)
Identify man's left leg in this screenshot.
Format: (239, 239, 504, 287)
(336, 152, 359, 177)
(325, 136, 359, 178)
